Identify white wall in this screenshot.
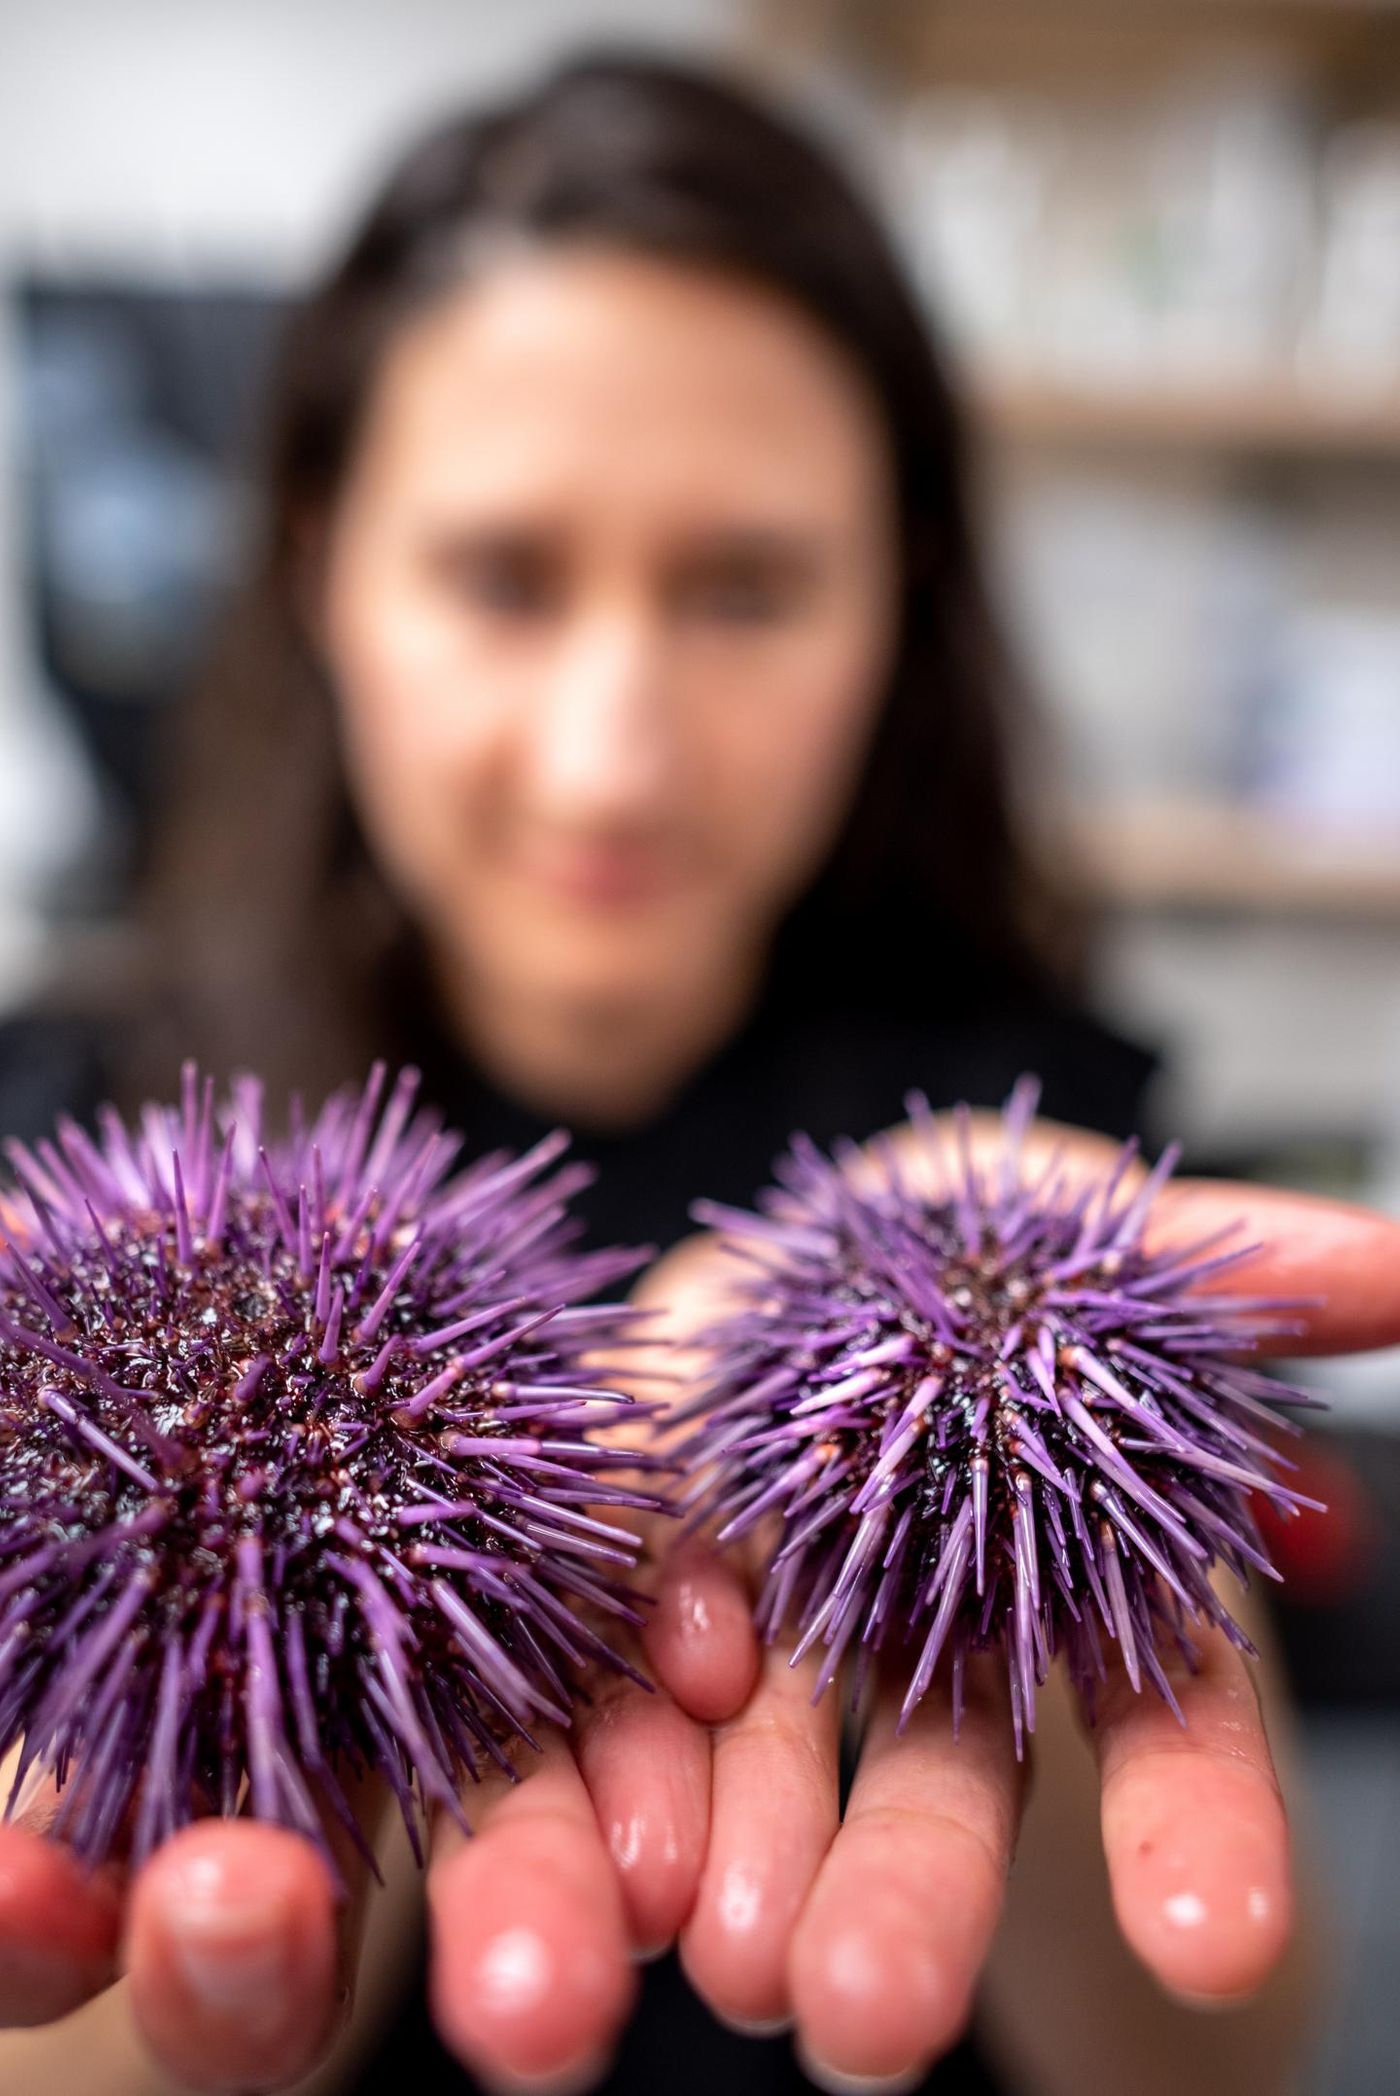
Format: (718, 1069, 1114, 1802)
(0, 0, 734, 272)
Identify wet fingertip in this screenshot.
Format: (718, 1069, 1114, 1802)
(648, 1550, 759, 1721)
(795, 2041, 927, 2096)
(713, 2008, 794, 2038)
(0, 1825, 123, 2019)
(482, 2048, 616, 2096)
(583, 1697, 708, 1954)
(790, 1911, 973, 2092)
(1161, 1981, 1261, 2013)
(144, 1822, 336, 1944)
(429, 1872, 635, 2088)
(1126, 1876, 1292, 2003)
(677, 1908, 791, 2040)
(129, 1824, 338, 2089)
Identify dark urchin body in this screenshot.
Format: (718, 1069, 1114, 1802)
(679, 1080, 1323, 1750)
(0, 1063, 658, 1874)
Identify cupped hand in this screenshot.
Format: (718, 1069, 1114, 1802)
(628, 1114, 1400, 2092)
(0, 1476, 753, 2092)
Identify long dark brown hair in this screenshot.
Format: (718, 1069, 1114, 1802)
(122, 50, 1085, 1112)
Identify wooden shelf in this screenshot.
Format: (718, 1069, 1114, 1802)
(1070, 799, 1400, 913)
(755, 0, 1400, 96)
(975, 373, 1400, 460)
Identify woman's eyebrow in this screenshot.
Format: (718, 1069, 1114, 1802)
(417, 514, 562, 544)
(669, 524, 834, 572)
(412, 518, 838, 585)
(415, 521, 567, 573)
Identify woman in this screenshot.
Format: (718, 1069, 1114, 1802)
(2, 50, 1397, 2096)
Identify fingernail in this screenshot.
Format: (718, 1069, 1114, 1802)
(796, 2046, 925, 2095)
(163, 1852, 298, 2031)
(1163, 1983, 1257, 2014)
(714, 2008, 793, 2038)
(489, 2049, 614, 2096)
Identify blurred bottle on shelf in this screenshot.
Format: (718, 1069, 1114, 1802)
(1302, 121, 1400, 396)
(991, 457, 1231, 803)
(1137, 76, 1313, 383)
(1247, 607, 1400, 839)
(893, 89, 1049, 370)
(895, 74, 1400, 399)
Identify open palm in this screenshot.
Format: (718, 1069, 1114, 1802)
(2, 1114, 1398, 2093)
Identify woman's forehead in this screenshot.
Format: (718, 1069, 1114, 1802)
(350, 247, 891, 518)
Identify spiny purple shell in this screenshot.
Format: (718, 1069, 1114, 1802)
(0, 1062, 660, 1876)
(678, 1079, 1324, 1750)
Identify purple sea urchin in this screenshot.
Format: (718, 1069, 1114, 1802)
(0, 1063, 659, 1875)
(678, 1079, 1324, 1750)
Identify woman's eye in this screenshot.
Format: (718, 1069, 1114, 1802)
(431, 541, 562, 618)
(676, 569, 799, 626)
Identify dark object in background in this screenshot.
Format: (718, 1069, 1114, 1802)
(12, 279, 284, 869)
(1268, 1427, 1400, 1705)
(353, 1940, 1004, 2096)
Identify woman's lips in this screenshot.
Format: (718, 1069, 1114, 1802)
(518, 842, 673, 906)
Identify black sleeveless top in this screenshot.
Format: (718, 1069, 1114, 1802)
(0, 988, 1156, 2096)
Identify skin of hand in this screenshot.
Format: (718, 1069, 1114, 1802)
(1, 1113, 1398, 2095)
(0, 1299, 751, 2096)
(610, 1117, 1400, 2095)
(976, 1568, 1326, 2096)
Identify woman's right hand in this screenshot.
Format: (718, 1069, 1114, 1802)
(0, 1505, 753, 2092)
(0, 1182, 755, 2091)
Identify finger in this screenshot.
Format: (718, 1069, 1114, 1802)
(125, 1820, 340, 2092)
(622, 1237, 763, 1724)
(547, 1242, 748, 1951)
(1146, 1179, 1400, 1356)
(0, 1817, 122, 2025)
(572, 1662, 710, 1959)
(644, 1538, 760, 1724)
(428, 1729, 635, 2089)
(788, 1653, 1024, 2088)
(324, 1769, 394, 2041)
(1087, 1622, 1292, 2002)
(869, 1110, 1400, 1356)
(857, 1111, 1124, 1205)
(679, 1634, 841, 2033)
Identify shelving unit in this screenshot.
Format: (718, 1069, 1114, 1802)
(1069, 798, 1400, 915)
(755, 0, 1400, 1156)
(758, 0, 1400, 94)
(976, 373, 1400, 461)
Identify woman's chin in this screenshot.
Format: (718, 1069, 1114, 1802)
(464, 946, 674, 1014)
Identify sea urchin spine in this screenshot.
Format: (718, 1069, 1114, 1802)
(0, 1062, 660, 1876)
(678, 1079, 1325, 1752)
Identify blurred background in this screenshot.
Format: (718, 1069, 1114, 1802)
(0, 4, 1397, 2089)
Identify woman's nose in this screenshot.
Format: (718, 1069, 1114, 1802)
(524, 607, 674, 823)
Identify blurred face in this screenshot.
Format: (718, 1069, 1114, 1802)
(320, 247, 898, 1026)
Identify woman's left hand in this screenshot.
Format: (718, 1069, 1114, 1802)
(584, 1123, 1400, 2095)
(413, 1120, 1400, 2094)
